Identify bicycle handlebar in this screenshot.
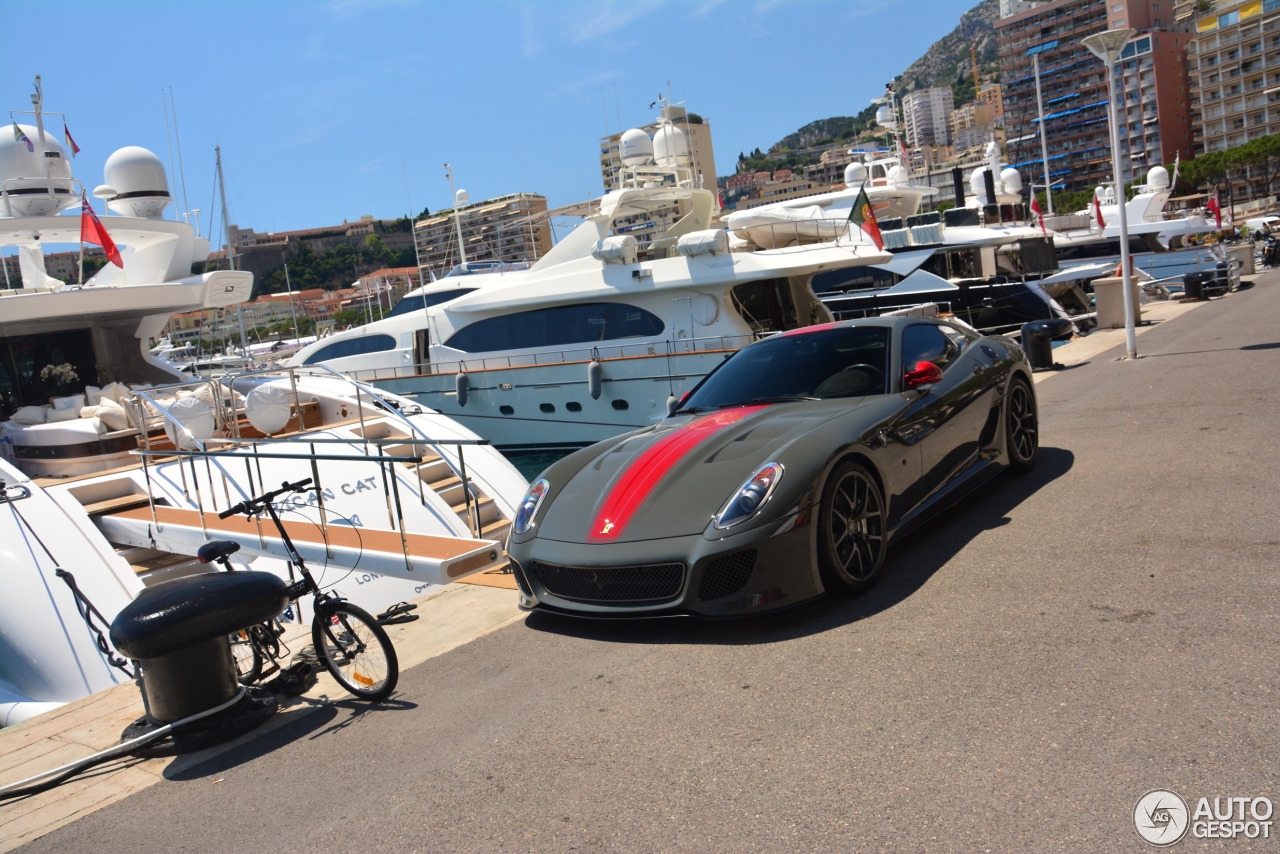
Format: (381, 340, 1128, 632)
(218, 478, 314, 519)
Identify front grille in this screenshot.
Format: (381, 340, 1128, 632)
(697, 549, 758, 601)
(530, 560, 686, 603)
(510, 559, 533, 596)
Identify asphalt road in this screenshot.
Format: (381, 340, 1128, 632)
(23, 276, 1280, 853)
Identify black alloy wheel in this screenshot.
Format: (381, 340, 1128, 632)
(817, 460, 887, 594)
(1006, 378, 1039, 474)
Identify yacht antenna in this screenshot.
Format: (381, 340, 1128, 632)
(284, 262, 300, 342)
(170, 88, 191, 223)
(444, 163, 467, 269)
(161, 91, 179, 221)
(396, 116, 426, 282)
(215, 146, 235, 271)
(31, 76, 46, 145)
(1031, 52, 1054, 215)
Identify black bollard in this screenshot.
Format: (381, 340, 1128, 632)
(1020, 318, 1074, 371)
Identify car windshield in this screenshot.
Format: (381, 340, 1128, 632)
(681, 325, 890, 411)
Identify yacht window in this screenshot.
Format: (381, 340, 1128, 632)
(444, 303, 664, 354)
(566, 401, 582, 412)
(383, 288, 479, 319)
(500, 405, 515, 415)
(871, 164, 886, 180)
(0, 329, 97, 420)
(611, 400, 629, 411)
(730, 278, 799, 333)
(302, 334, 397, 365)
(539, 403, 555, 413)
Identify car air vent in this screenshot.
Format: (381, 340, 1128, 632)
(530, 561, 685, 603)
(697, 550, 757, 601)
(510, 559, 533, 596)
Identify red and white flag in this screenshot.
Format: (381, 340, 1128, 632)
(1207, 190, 1222, 229)
(80, 193, 123, 268)
(1093, 195, 1106, 230)
(63, 122, 80, 157)
(1030, 195, 1046, 236)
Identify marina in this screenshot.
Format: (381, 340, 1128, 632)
(3, 0, 1280, 849)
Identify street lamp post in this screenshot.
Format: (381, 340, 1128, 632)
(1082, 28, 1138, 360)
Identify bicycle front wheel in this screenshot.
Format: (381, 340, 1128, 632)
(311, 603, 398, 700)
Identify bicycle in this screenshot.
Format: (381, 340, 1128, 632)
(201, 478, 399, 701)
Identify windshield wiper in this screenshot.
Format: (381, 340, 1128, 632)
(715, 396, 818, 409)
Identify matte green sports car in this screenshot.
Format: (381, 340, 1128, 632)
(506, 315, 1039, 618)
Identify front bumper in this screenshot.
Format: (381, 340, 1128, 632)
(508, 516, 821, 618)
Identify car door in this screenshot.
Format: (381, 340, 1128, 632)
(895, 323, 994, 503)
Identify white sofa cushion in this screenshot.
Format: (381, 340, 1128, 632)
(95, 397, 130, 431)
(47, 406, 82, 423)
(11, 406, 49, 425)
(51, 394, 86, 411)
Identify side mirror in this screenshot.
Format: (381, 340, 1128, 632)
(903, 360, 943, 391)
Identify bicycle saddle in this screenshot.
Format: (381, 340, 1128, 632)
(198, 540, 241, 564)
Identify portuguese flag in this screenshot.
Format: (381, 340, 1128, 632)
(848, 185, 884, 250)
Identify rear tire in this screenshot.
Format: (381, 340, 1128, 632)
(1005, 377, 1039, 474)
(312, 603, 399, 701)
(817, 460, 887, 594)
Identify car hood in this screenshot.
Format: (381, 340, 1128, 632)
(536, 400, 870, 544)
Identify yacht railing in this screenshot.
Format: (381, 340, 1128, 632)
(125, 367, 493, 539)
(130, 436, 495, 574)
(349, 333, 763, 382)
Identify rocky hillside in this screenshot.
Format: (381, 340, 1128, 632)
(724, 0, 997, 181)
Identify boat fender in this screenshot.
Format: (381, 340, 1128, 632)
(455, 372, 469, 407)
(587, 360, 602, 400)
(666, 394, 679, 415)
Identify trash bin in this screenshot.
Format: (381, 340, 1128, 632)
(1092, 276, 1143, 328)
(1020, 318, 1074, 371)
(1183, 270, 1210, 300)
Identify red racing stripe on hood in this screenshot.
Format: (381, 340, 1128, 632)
(587, 406, 767, 542)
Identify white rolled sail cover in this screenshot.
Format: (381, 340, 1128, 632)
(244, 384, 293, 435)
(163, 397, 216, 449)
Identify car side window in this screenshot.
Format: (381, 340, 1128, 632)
(901, 324, 959, 374)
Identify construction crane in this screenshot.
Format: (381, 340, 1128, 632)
(970, 41, 981, 92)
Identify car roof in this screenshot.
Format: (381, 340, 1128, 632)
(780, 316, 934, 337)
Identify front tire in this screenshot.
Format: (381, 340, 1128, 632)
(1005, 377, 1039, 474)
(312, 603, 399, 700)
(817, 460, 887, 594)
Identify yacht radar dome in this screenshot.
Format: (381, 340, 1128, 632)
(887, 164, 911, 186)
(455, 188, 469, 206)
(619, 128, 654, 167)
(875, 105, 895, 129)
(843, 162, 868, 187)
(103, 146, 171, 218)
(969, 166, 990, 203)
(0, 124, 76, 217)
(651, 123, 690, 167)
(1146, 165, 1170, 189)
(1000, 167, 1023, 195)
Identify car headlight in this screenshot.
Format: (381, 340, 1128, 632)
(714, 462, 783, 530)
(514, 478, 550, 534)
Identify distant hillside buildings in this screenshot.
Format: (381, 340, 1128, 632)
(412, 193, 551, 277)
(902, 87, 956, 147)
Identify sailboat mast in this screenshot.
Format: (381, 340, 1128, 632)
(215, 146, 235, 272)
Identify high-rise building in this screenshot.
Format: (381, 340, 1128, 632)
(1173, 0, 1211, 22)
(901, 87, 955, 147)
(1001, 0, 1052, 16)
(996, 0, 1193, 194)
(412, 193, 551, 279)
(1188, 0, 1280, 162)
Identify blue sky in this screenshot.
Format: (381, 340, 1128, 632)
(1, 0, 975, 236)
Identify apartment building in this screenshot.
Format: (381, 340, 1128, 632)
(733, 177, 834, 211)
(1188, 0, 1280, 160)
(901, 87, 955, 147)
(412, 193, 551, 278)
(997, 0, 1193, 193)
(1173, 0, 1210, 22)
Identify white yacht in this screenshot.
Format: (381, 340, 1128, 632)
(722, 153, 938, 250)
(1049, 165, 1215, 277)
(289, 121, 891, 452)
(0, 80, 524, 726)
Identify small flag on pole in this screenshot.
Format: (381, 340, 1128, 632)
(1030, 195, 1046, 236)
(848, 185, 884, 251)
(12, 122, 33, 153)
(80, 193, 123, 268)
(1207, 190, 1222, 229)
(1093, 195, 1106, 230)
(63, 122, 80, 156)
